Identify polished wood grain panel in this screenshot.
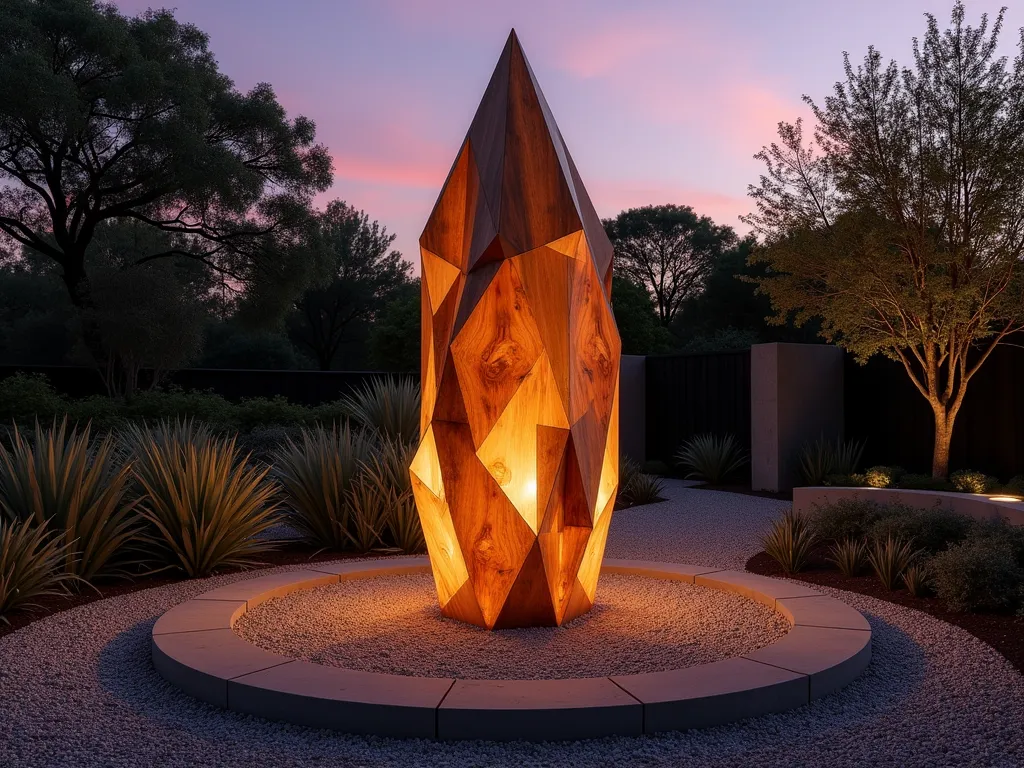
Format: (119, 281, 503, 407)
(414, 30, 620, 629)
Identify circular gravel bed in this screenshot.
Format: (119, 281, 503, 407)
(2, 482, 1023, 767)
(232, 572, 790, 679)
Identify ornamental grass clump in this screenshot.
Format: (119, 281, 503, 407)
(867, 535, 922, 590)
(272, 424, 375, 550)
(341, 377, 420, 445)
(0, 518, 74, 624)
(675, 433, 748, 485)
(828, 537, 867, 577)
(619, 457, 665, 506)
(798, 435, 865, 486)
(762, 509, 816, 574)
(133, 431, 280, 577)
(0, 419, 139, 582)
(359, 438, 424, 554)
(902, 562, 932, 597)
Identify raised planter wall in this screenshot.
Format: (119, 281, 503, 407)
(793, 486, 1024, 526)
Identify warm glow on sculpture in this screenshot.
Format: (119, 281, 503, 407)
(409, 30, 621, 630)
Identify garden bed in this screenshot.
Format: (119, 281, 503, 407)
(746, 549, 1024, 674)
(0, 542, 373, 639)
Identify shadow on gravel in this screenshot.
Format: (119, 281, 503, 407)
(96, 608, 926, 747)
(96, 618, 251, 734)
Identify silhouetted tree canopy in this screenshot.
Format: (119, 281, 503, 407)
(0, 0, 333, 355)
(604, 204, 737, 327)
(288, 201, 412, 370)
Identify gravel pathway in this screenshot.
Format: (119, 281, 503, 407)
(2, 481, 1023, 767)
(233, 572, 790, 679)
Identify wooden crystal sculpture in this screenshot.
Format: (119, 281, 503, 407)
(409, 30, 621, 629)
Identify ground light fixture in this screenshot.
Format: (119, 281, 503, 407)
(989, 495, 1022, 502)
(409, 29, 621, 629)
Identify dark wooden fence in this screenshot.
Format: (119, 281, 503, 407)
(0, 366, 417, 407)
(644, 350, 752, 471)
(845, 343, 1024, 478)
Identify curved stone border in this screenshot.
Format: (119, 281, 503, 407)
(152, 558, 871, 741)
(794, 486, 1024, 526)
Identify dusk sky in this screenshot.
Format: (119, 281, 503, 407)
(112, 0, 1019, 271)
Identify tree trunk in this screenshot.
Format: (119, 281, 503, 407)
(930, 404, 954, 479)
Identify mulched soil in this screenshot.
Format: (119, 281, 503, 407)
(747, 549, 1024, 674)
(0, 542, 369, 640)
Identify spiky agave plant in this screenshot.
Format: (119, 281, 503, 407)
(827, 537, 867, 577)
(358, 438, 424, 554)
(133, 432, 280, 577)
(0, 419, 139, 582)
(761, 509, 817, 574)
(118, 418, 214, 458)
(675, 434, 748, 485)
(0, 518, 74, 624)
(867, 535, 922, 590)
(340, 377, 420, 445)
(799, 435, 865, 485)
(619, 457, 665, 506)
(272, 424, 375, 550)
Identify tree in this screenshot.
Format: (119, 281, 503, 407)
(744, 3, 1024, 477)
(673, 236, 821, 345)
(289, 201, 412, 370)
(76, 220, 209, 395)
(369, 281, 421, 372)
(604, 204, 738, 326)
(610, 276, 674, 355)
(0, 0, 332, 357)
(198, 320, 306, 370)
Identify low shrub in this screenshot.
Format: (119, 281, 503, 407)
(0, 420, 139, 582)
(234, 396, 312, 433)
(619, 457, 665, 506)
(272, 424, 375, 550)
(827, 537, 867, 577)
(867, 535, 921, 590)
(798, 435, 865, 486)
(809, 499, 888, 544)
(896, 473, 954, 492)
(931, 538, 1023, 612)
(902, 561, 932, 597)
(123, 388, 237, 430)
(949, 469, 998, 495)
(867, 506, 973, 554)
(0, 518, 74, 624)
(863, 465, 904, 489)
(675, 433, 748, 485)
(133, 431, 280, 577)
(341, 377, 420, 445)
(1003, 475, 1024, 494)
(823, 473, 867, 487)
(761, 509, 816, 574)
(0, 373, 64, 424)
(236, 425, 303, 464)
(65, 395, 125, 432)
(966, 518, 1024, 569)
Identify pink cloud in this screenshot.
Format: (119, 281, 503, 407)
(589, 178, 751, 232)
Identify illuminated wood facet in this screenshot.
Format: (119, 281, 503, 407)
(411, 30, 621, 629)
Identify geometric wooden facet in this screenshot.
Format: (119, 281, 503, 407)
(412, 29, 620, 629)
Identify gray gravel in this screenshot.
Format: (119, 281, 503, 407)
(1, 480, 1023, 767)
(233, 572, 790, 679)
